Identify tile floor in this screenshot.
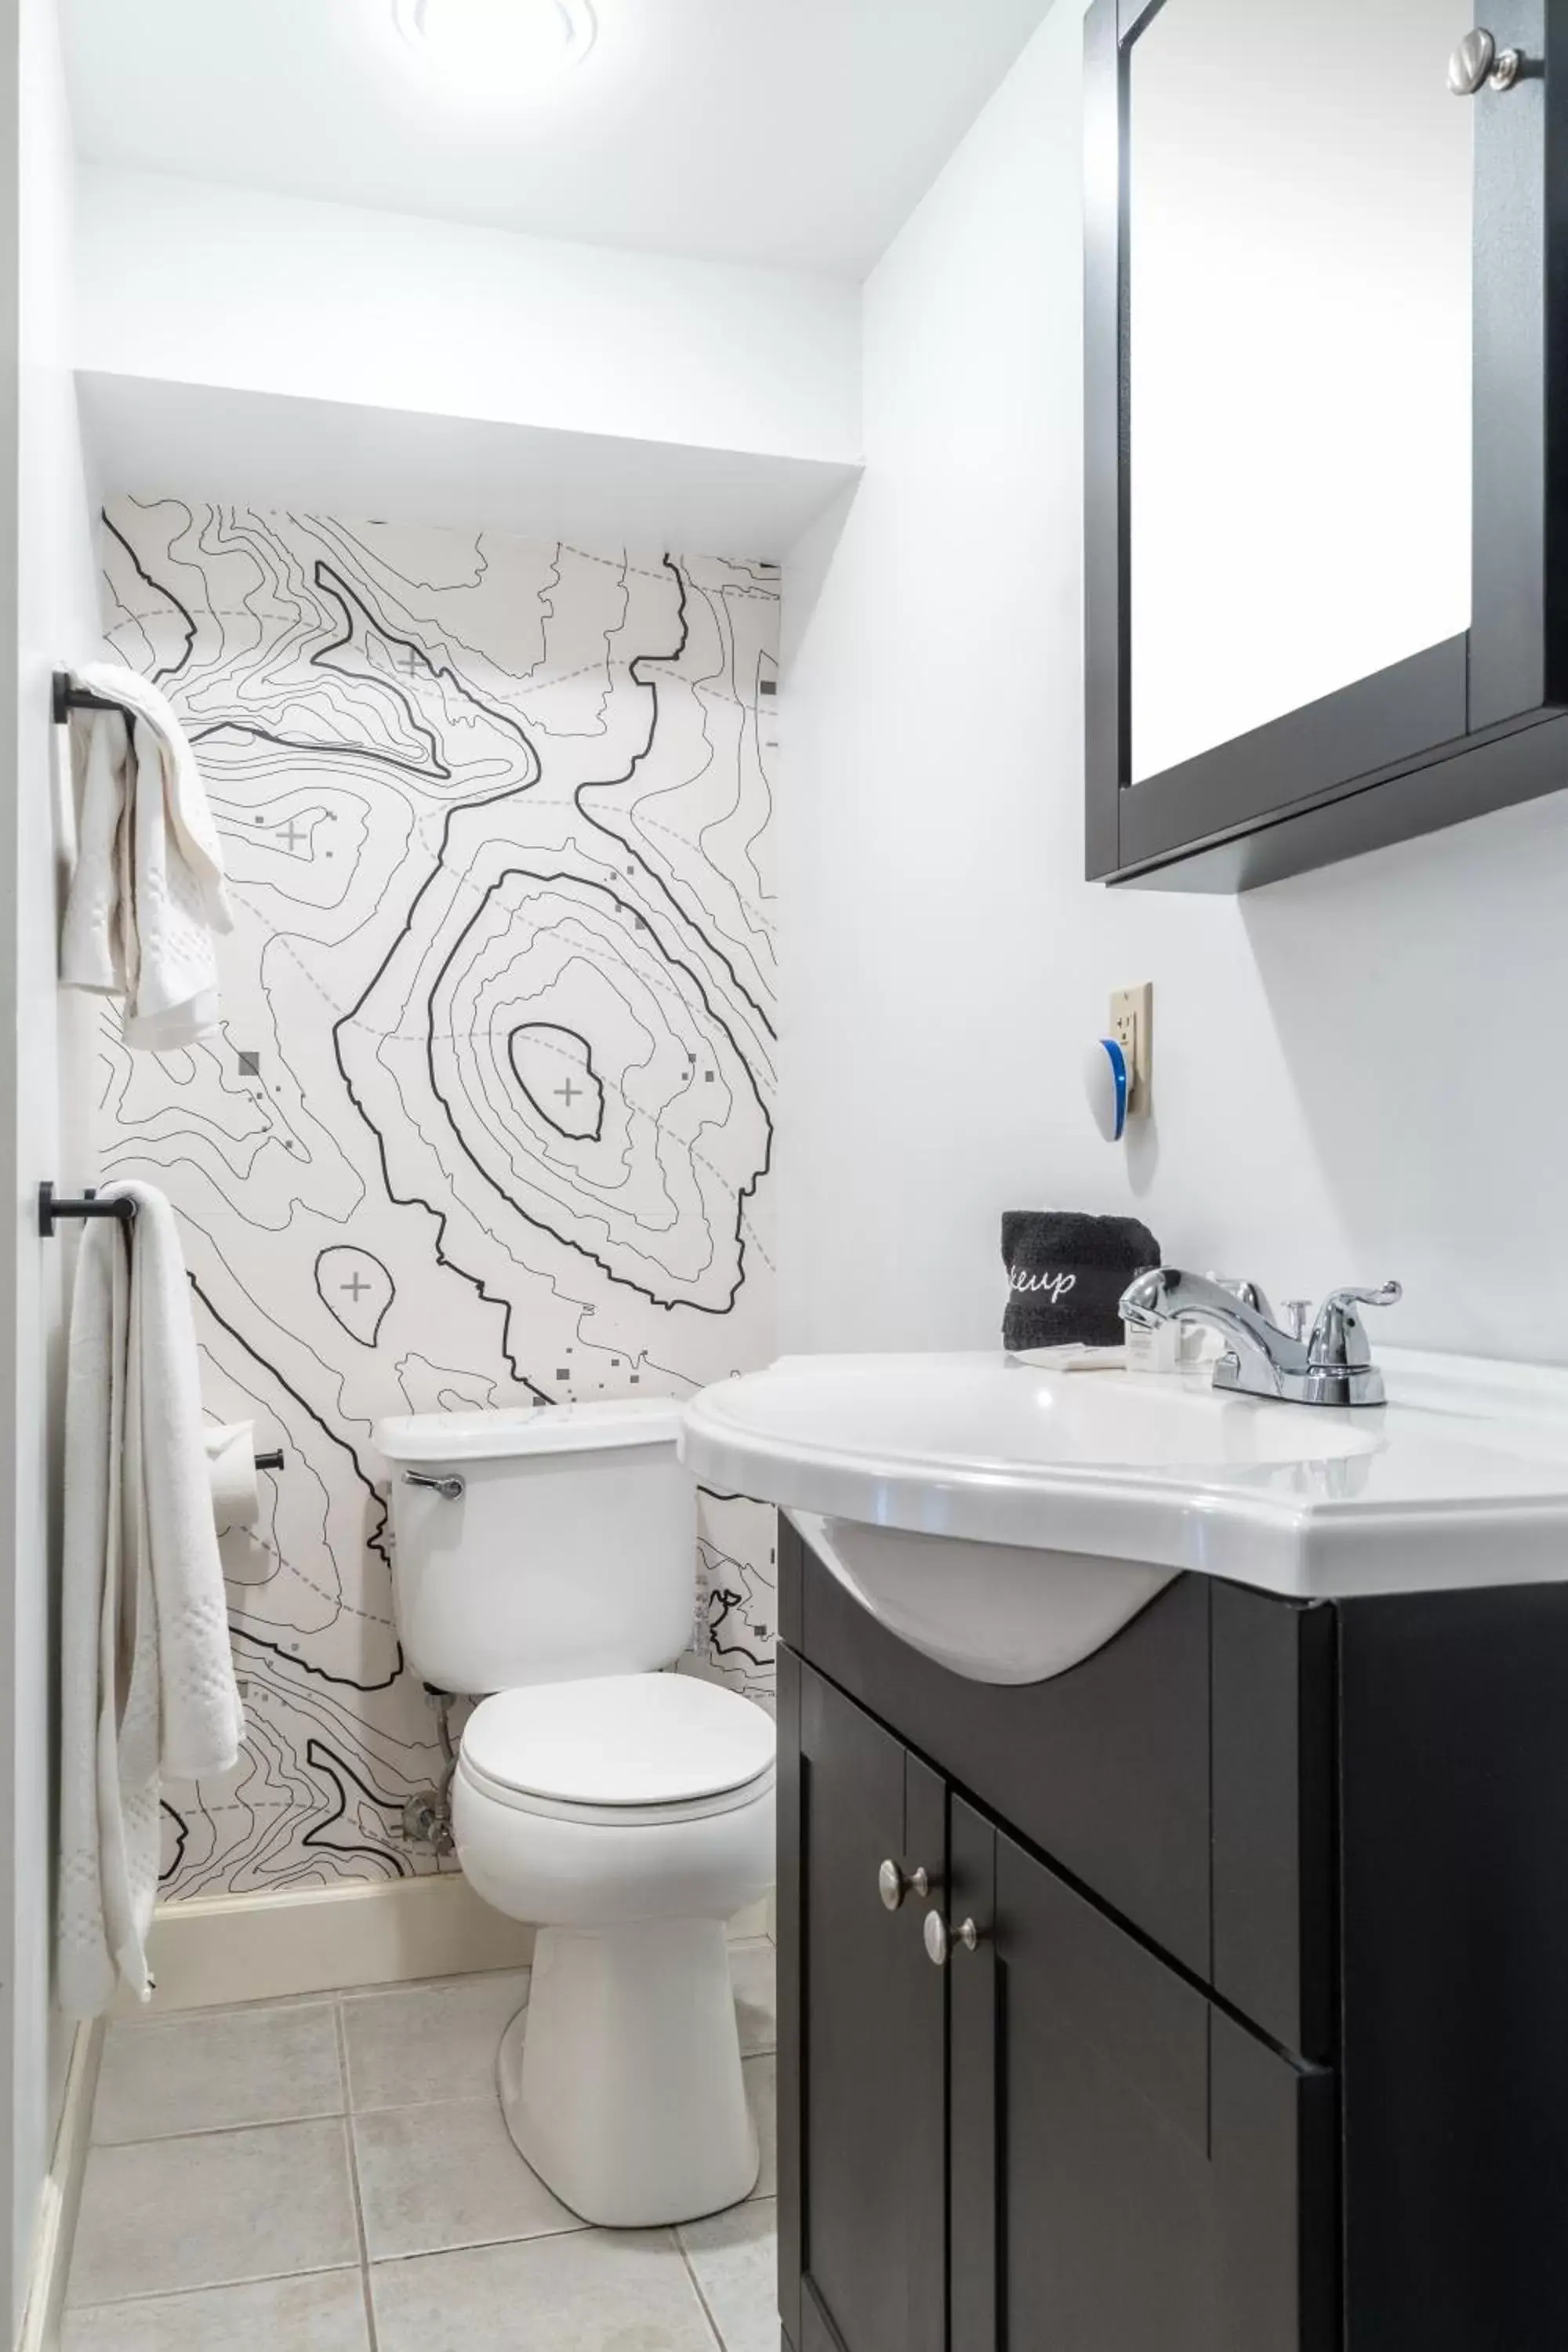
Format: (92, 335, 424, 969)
(66, 1938, 778, 2351)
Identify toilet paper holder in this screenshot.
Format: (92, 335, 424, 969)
(42, 1185, 285, 1474)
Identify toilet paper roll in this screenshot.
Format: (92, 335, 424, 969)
(204, 1420, 260, 1536)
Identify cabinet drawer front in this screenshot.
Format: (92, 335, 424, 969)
(788, 1516, 1211, 1975)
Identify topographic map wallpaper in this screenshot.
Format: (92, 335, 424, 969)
(93, 498, 779, 1897)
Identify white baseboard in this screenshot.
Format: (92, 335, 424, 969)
(126, 1871, 775, 2016)
(126, 1872, 533, 2014)
(17, 2019, 103, 2352)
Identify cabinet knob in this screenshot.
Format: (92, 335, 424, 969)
(1448, 28, 1523, 95)
(924, 1909, 981, 1966)
(878, 1859, 930, 1912)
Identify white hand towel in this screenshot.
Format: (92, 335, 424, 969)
(59, 663, 234, 1051)
(56, 1182, 245, 2016)
(56, 1213, 129, 2019)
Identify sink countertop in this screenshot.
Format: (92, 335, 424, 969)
(681, 1348, 1568, 1599)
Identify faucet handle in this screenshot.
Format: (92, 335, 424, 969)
(1308, 1280, 1403, 1371)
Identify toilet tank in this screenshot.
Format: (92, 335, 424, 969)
(376, 1399, 697, 1695)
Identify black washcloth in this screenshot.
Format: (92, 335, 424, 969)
(1001, 1210, 1163, 1352)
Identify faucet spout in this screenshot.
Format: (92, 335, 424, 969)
(1119, 1268, 1307, 1398)
(1116, 1267, 1400, 1408)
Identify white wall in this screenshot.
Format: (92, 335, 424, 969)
(76, 167, 862, 465)
(1, 0, 102, 2330)
(780, 0, 1568, 1369)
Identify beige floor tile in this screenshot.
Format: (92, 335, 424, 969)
(729, 1940, 776, 2058)
(371, 2227, 720, 2352)
(92, 2002, 343, 2143)
(63, 2267, 369, 2351)
(681, 2198, 779, 2352)
(353, 2095, 584, 2260)
(743, 2056, 776, 2200)
(341, 1971, 528, 2111)
(68, 2119, 358, 2305)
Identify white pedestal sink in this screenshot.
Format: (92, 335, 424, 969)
(681, 1349, 1568, 1683)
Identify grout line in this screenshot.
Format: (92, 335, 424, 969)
(68, 2253, 361, 2312)
(108, 1987, 346, 2026)
(89, 2106, 347, 2152)
(114, 1958, 534, 2029)
(335, 2002, 382, 2352)
(337, 1959, 534, 2006)
(674, 2234, 729, 2351)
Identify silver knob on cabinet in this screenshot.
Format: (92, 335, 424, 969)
(401, 1469, 465, 1501)
(1448, 27, 1523, 93)
(878, 1859, 929, 1912)
(924, 1910, 980, 1965)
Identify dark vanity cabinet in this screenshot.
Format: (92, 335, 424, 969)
(777, 1517, 1568, 2352)
(1083, 0, 1568, 890)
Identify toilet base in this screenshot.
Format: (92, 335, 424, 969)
(498, 1917, 760, 2227)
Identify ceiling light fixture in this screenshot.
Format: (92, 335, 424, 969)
(392, 0, 598, 93)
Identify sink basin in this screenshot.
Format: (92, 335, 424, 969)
(681, 1349, 1568, 1681)
(701, 1353, 1383, 1471)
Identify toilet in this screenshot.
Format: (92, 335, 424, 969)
(376, 1398, 775, 2229)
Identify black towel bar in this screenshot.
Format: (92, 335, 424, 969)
(38, 1182, 136, 1238)
(52, 670, 131, 725)
(41, 1183, 288, 1477)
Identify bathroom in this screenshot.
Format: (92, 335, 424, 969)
(4, 0, 1568, 2347)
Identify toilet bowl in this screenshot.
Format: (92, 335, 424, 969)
(376, 1399, 776, 2229)
(456, 1673, 775, 2225)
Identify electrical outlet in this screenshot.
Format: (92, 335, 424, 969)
(1109, 983, 1153, 1109)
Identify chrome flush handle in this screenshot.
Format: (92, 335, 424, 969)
(1449, 28, 1523, 93)
(878, 1859, 930, 1912)
(401, 1469, 465, 1501)
(924, 1910, 981, 1967)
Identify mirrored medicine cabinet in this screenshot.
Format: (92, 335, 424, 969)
(1084, 0, 1568, 889)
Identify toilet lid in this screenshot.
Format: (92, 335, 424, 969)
(463, 1674, 776, 1809)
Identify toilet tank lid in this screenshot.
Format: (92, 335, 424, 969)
(376, 1397, 683, 1465)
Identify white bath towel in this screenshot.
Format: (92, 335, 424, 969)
(57, 1183, 245, 2016)
(59, 663, 234, 1051)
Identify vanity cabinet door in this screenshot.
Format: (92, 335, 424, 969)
(778, 1650, 946, 2352)
(949, 1803, 1336, 2352)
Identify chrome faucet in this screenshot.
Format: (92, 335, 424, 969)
(1119, 1269, 1403, 1407)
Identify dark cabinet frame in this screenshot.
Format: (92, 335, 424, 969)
(1084, 0, 1568, 891)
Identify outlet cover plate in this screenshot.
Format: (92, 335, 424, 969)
(1109, 983, 1153, 1107)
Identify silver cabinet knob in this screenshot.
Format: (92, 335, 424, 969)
(401, 1469, 465, 1501)
(1449, 28, 1523, 94)
(924, 1910, 980, 1966)
(878, 1859, 929, 1912)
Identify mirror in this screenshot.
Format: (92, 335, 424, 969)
(1128, 0, 1475, 785)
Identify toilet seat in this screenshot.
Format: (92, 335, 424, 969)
(459, 1672, 776, 1827)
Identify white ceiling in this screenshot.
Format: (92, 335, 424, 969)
(60, 0, 1052, 279)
